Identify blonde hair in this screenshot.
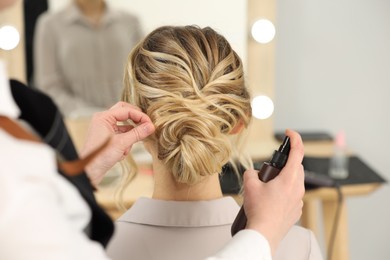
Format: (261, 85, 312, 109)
(122, 25, 252, 186)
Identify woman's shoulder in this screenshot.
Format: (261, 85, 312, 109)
(275, 225, 324, 260)
(284, 225, 316, 243)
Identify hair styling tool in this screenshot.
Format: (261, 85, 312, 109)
(231, 136, 291, 236)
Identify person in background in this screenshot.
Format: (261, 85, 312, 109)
(1, 1, 306, 259)
(105, 25, 323, 260)
(33, 0, 142, 118)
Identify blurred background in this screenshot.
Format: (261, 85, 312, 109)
(274, 1, 390, 259)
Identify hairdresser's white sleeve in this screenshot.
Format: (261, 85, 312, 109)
(205, 229, 272, 260)
(0, 131, 110, 260)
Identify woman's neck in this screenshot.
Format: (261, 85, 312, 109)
(75, 0, 105, 26)
(151, 159, 223, 201)
(142, 140, 223, 201)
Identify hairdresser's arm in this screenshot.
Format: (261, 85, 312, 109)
(207, 129, 305, 259)
(81, 102, 155, 186)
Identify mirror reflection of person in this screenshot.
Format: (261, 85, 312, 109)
(105, 25, 323, 260)
(33, 0, 142, 118)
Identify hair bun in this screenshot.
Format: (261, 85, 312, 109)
(152, 100, 231, 184)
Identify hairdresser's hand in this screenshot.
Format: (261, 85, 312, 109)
(81, 102, 155, 186)
(243, 129, 305, 255)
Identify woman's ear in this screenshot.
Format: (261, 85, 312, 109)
(229, 119, 245, 135)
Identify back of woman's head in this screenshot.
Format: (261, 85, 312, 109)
(122, 25, 251, 185)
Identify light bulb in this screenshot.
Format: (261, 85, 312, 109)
(251, 95, 274, 119)
(0, 25, 20, 51)
(251, 19, 275, 44)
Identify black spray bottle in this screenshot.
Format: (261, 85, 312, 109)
(231, 136, 291, 236)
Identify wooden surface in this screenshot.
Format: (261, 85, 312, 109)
(245, 0, 276, 146)
(0, 0, 26, 83)
(65, 118, 91, 153)
(301, 183, 381, 260)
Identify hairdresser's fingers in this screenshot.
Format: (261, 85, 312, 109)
(106, 102, 149, 125)
(241, 170, 257, 215)
(116, 121, 155, 149)
(116, 124, 134, 133)
(107, 106, 152, 126)
(109, 101, 142, 111)
(83, 104, 152, 154)
(243, 169, 261, 189)
(110, 101, 155, 143)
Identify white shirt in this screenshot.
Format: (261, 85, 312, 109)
(0, 58, 109, 260)
(207, 230, 271, 260)
(0, 134, 270, 260)
(0, 59, 271, 260)
(0, 131, 110, 260)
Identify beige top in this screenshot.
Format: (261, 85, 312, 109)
(106, 197, 324, 260)
(34, 3, 142, 117)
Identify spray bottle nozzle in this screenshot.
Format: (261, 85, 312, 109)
(270, 136, 291, 169)
(278, 136, 291, 154)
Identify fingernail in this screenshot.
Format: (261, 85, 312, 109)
(143, 123, 153, 134)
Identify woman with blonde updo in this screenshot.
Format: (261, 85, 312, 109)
(106, 26, 323, 260)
